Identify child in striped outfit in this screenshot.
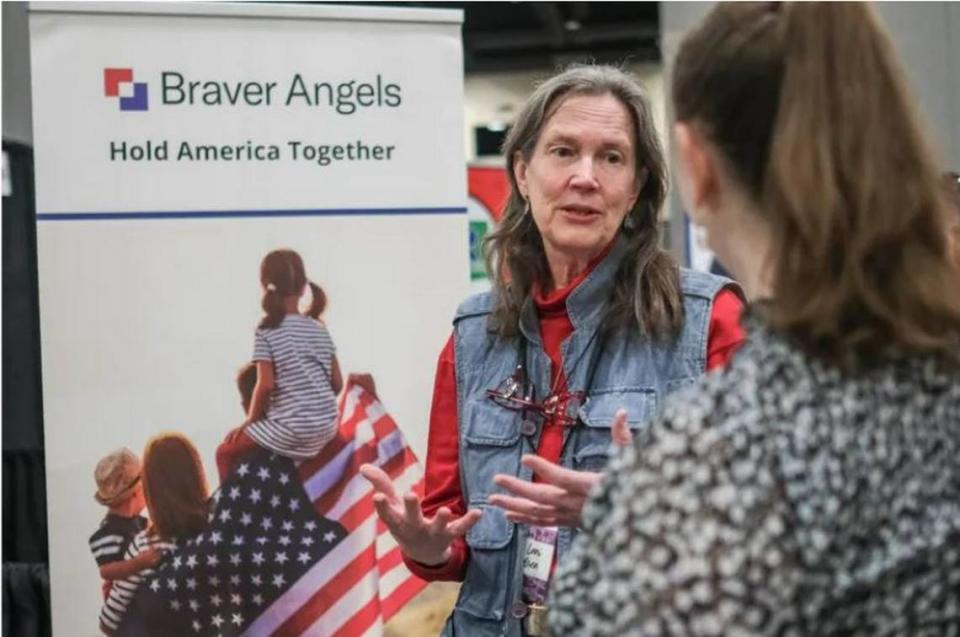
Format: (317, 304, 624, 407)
(88, 448, 160, 600)
(216, 249, 343, 481)
(98, 434, 209, 635)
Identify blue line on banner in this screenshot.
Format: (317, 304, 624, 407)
(36, 207, 467, 221)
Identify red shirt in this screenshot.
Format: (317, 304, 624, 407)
(405, 277, 745, 581)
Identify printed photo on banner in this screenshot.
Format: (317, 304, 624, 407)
(29, 3, 467, 635)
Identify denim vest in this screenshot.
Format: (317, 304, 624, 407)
(442, 241, 735, 636)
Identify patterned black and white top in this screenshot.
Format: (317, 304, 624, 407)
(550, 313, 960, 636)
(247, 314, 339, 459)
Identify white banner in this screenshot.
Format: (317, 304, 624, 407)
(29, 3, 466, 634)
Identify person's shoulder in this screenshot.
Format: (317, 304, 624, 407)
(454, 290, 495, 322)
(92, 513, 139, 538)
(678, 267, 741, 300)
(89, 518, 110, 545)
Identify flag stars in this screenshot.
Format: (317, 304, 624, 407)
(232, 535, 244, 546)
(232, 613, 243, 626)
(229, 486, 241, 500)
(186, 577, 197, 590)
(172, 555, 182, 570)
(208, 575, 220, 587)
(237, 463, 250, 476)
(240, 512, 253, 526)
(278, 472, 290, 485)
(192, 619, 202, 632)
(206, 554, 219, 567)
(278, 535, 291, 547)
(251, 574, 262, 587)
(282, 520, 294, 532)
(229, 553, 242, 566)
(272, 574, 286, 588)
(170, 600, 181, 611)
(230, 574, 241, 586)
(219, 508, 232, 523)
(301, 536, 315, 547)
(305, 521, 317, 532)
(231, 593, 242, 606)
(186, 555, 198, 569)
(288, 499, 300, 512)
(209, 531, 223, 545)
(211, 614, 224, 628)
(166, 578, 178, 591)
(261, 517, 273, 530)
(252, 552, 265, 566)
(297, 551, 311, 564)
(324, 531, 338, 543)
(249, 488, 262, 504)
(257, 466, 270, 481)
(270, 495, 281, 508)
(252, 593, 264, 606)
(149, 579, 161, 592)
(275, 551, 289, 565)
(189, 599, 200, 612)
(210, 593, 223, 607)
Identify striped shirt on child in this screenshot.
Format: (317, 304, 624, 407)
(98, 530, 175, 634)
(246, 314, 339, 459)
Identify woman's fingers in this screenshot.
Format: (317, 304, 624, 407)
(610, 409, 633, 447)
(487, 493, 558, 518)
(445, 508, 483, 537)
(429, 507, 452, 534)
(504, 511, 560, 527)
(359, 464, 397, 500)
(491, 475, 566, 506)
(371, 492, 405, 530)
(519, 455, 600, 495)
(403, 492, 425, 526)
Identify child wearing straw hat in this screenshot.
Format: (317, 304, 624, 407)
(88, 448, 161, 598)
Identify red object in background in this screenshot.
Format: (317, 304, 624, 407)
(468, 165, 509, 222)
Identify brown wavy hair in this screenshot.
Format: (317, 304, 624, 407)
(673, 2, 960, 370)
(142, 433, 209, 540)
(484, 64, 681, 338)
(259, 249, 327, 329)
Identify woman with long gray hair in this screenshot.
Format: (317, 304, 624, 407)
(362, 64, 744, 636)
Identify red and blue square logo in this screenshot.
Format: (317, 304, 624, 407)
(104, 68, 148, 111)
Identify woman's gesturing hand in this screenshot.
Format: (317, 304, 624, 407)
(488, 409, 632, 528)
(359, 463, 482, 566)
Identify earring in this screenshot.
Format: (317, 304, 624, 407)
(523, 201, 531, 216)
(623, 213, 636, 230)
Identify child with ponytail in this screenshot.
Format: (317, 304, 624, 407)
(216, 249, 342, 481)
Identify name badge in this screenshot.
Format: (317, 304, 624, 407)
(521, 525, 557, 604)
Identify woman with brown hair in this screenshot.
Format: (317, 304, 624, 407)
(945, 171, 960, 267)
(98, 433, 209, 636)
(362, 64, 745, 636)
(548, 3, 960, 635)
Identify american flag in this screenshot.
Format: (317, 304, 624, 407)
(131, 382, 427, 636)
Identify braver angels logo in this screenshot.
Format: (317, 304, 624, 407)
(104, 68, 148, 111)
